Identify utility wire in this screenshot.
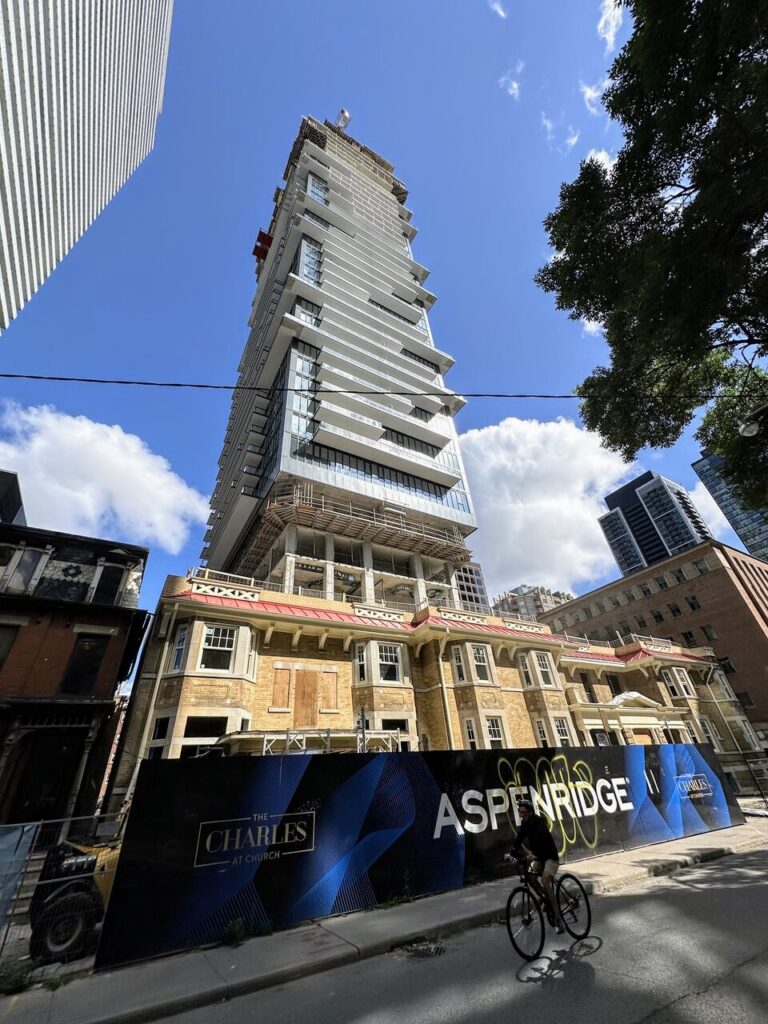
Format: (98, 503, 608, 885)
(0, 371, 578, 399)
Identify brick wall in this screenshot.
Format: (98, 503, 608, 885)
(0, 606, 131, 700)
(540, 544, 768, 728)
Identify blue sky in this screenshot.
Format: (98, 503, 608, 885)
(0, 0, 738, 611)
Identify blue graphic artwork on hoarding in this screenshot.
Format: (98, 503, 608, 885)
(623, 744, 732, 848)
(154, 753, 311, 951)
(96, 744, 743, 970)
(285, 753, 464, 924)
(287, 755, 393, 922)
(624, 745, 678, 845)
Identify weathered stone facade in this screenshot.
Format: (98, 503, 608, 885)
(105, 568, 768, 812)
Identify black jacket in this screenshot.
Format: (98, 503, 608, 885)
(512, 814, 559, 863)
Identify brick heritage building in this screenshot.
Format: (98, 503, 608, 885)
(0, 522, 149, 826)
(539, 541, 768, 764)
(107, 565, 768, 811)
(107, 118, 768, 808)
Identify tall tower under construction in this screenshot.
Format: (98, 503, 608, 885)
(203, 116, 477, 611)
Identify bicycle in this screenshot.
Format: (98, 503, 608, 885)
(504, 855, 592, 961)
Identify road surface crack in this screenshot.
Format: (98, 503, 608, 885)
(632, 945, 768, 1024)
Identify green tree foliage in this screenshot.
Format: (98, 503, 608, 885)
(536, 0, 768, 507)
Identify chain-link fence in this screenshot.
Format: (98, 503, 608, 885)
(0, 814, 122, 980)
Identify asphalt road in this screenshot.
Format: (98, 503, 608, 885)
(163, 848, 768, 1024)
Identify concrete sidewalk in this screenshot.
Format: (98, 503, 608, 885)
(4, 820, 767, 1024)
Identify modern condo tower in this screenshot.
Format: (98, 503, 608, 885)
(203, 116, 477, 610)
(692, 452, 768, 562)
(0, 0, 174, 331)
(599, 471, 712, 577)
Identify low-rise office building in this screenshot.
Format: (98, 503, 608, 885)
(106, 564, 767, 811)
(539, 541, 768, 768)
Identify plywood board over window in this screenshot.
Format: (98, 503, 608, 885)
(272, 668, 291, 708)
(320, 671, 338, 710)
(294, 670, 319, 727)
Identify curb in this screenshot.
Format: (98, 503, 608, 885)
(15, 837, 766, 1024)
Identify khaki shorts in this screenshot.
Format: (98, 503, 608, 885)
(531, 858, 559, 880)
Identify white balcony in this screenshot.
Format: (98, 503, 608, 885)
(313, 422, 463, 486)
(296, 190, 357, 236)
(319, 383, 451, 448)
(317, 399, 384, 440)
(316, 361, 413, 415)
(310, 331, 445, 414)
(320, 295, 450, 375)
(324, 233, 436, 312)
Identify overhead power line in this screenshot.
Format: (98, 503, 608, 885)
(0, 371, 579, 399)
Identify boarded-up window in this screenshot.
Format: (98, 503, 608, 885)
(272, 668, 290, 707)
(320, 671, 338, 709)
(294, 671, 319, 727)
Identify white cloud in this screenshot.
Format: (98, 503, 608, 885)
(459, 416, 634, 595)
(586, 147, 617, 171)
(579, 78, 609, 115)
(542, 114, 583, 155)
(498, 60, 524, 100)
(564, 126, 580, 151)
(581, 319, 603, 336)
(0, 403, 208, 555)
(540, 112, 555, 145)
(498, 72, 520, 100)
(488, 0, 507, 18)
(597, 0, 622, 53)
(688, 482, 731, 540)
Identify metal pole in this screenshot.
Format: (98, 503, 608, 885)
(360, 706, 366, 752)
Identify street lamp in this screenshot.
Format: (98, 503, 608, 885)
(737, 403, 768, 438)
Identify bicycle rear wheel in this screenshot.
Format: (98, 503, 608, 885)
(506, 886, 544, 961)
(556, 873, 591, 939)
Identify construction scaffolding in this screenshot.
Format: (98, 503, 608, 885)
(216, 727, 403, 757)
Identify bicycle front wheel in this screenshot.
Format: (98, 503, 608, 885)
(506, 886, 544, 961)
(556, 873, 591, 939)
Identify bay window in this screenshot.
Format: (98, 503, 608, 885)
(199, 626, 236, 671)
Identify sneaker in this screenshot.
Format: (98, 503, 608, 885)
(555, 922, 565, 935)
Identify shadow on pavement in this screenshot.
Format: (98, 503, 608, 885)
(516, 934, 604, 986)
(311, 850, 768, 1024)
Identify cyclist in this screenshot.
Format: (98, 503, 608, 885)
(507, 795, 564, 934)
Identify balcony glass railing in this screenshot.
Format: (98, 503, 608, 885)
(316, 422, 461, 479)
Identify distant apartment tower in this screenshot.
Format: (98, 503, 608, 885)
(203, 116, 477, 610)
(0, 0, 174, 331)
(454, 561, 489, 612)
(493, 585, 574, 620)
(599, 471, 712, 577)
(692, 452, 768, 562)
